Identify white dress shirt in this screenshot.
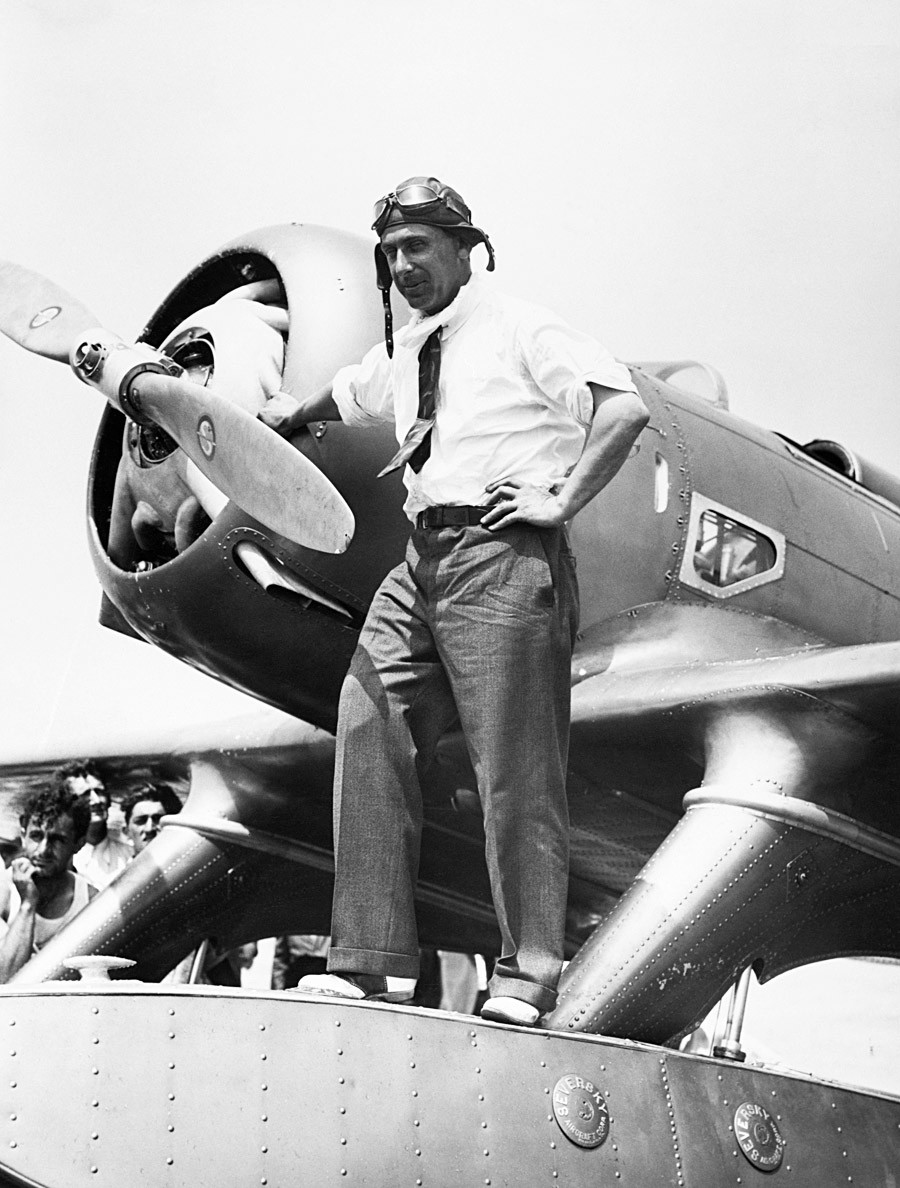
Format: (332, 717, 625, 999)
(332, 274, 637, 521)
(73, 834, 133, 890)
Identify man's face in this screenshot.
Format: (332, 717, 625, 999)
(126, 799, 167, 855)
(379, 223, 470, 315)
(22, 812, 82, 882)
(65, 775, 108, 828)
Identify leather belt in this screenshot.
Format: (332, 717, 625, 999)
(415, 505, 492, 529)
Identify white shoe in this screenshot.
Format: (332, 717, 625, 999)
(294, 972, 416, 1003)
(480, 996, 540, 1026)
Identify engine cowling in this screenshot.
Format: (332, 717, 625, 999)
(87, 224, 412, 730)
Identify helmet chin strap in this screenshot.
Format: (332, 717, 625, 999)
(374, 244, 395, 357)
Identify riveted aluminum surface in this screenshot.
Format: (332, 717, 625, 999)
(550, 797, 900, 1043)
(662, 1046, 900, 1185)
(0, 985, 897, 1187)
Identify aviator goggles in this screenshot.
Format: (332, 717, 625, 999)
(372, 182, 471, 234)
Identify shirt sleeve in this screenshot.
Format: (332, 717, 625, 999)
(514, 304, 637, 427)
(331, 341, 396, 427)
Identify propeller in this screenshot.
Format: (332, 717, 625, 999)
(0, 260, 355, 553)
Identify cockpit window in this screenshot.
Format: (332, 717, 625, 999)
(679, 495, 785, 598)
(693, 511, 776, 586)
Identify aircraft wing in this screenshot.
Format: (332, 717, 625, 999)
(570, 637, 900, 737)
(0, 704, 325, 804)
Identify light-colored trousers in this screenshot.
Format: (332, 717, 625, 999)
(328, 521, 578, 1013)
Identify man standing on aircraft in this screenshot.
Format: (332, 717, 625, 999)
(56, 760, 132, 890)
(260, 177, 648, 1025)
(0, 785, 96, 982)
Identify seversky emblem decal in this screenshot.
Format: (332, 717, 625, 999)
(734, 1102, 785, 1171)
(197, 415, 216, 459)
(29, 305, 62, 328)
(552, 1074, 610, 1149)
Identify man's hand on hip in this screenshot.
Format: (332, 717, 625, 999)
(482, 480, 567, 530)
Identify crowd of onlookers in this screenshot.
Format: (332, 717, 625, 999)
(0, 760, 190, 982)
(0, 759, 486, 1009)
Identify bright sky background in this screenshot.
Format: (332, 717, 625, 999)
(0, 0, 898, 1093)
(2, 0, 899, 749)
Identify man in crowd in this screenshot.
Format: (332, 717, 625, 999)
(121, 782, 183, 857)
(56, 760, 131, 889)
(260, 176, 648, 1025)
(0, 785, 96, 981)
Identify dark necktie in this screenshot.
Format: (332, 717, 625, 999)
(377, 329, 442, 478)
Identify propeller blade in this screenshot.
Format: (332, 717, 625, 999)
(0, 259, 355, 553)
(0, 259, 101, 361)
(133, 371, 354, 552)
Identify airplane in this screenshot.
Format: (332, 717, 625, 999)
(0, 221, 897, 1186)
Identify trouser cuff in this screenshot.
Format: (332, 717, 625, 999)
(488, 974, 558, 1015)
(328, 946, 420, 979)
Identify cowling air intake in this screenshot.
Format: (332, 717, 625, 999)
(371, 176, 495, 356)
